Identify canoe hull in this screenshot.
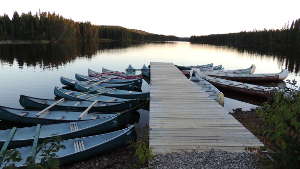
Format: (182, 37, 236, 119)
(19, 95, 139, 112)
(207, 80, 273, 98)
(58, 126, 136, 166)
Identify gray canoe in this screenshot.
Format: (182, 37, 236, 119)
(75, 81, 149, 99)
(0, 105, 133, 124)
(54, 87, 130, 103)
(0, 112, 130, 148)
(60, 76, 137, 91)
(20, 95, 138, 112)
(0, 126, 136, 168)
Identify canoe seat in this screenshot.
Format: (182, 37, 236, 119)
(59, 116, 65, 120)
(74, 140, 85, 153)
(70, 122, 79, 132)
(20, 112, 29, 117)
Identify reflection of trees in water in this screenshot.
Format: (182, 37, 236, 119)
(234, 47, 300, 74)
(0, 41, 141, 69)
(0, 43, 101, 69)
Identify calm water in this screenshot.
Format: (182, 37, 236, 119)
(0, 42, 299, 112)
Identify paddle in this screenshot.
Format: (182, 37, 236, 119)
(35, 98, 65, 117)
(78, 100, 98, 120)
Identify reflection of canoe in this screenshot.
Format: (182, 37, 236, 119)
(205, 69, 288, 82)
(0, 114, 127, 148)
(88, 69, 142, 79)
(75, 81, 149, 99)
(60, 76, 137, 90)
(193, 70, 278, 98)
(1, 126, 136, 168)
(75, 73, 142, 88)
(19, 95, 137, 112)
(190, 72, 224, 105)
(0, 106, 130, 124)
(54, 87, 130, 103)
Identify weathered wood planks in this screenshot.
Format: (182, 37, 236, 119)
(149, 62, 263, 154)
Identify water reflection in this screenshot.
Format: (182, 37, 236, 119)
(0, 42, 300, 109)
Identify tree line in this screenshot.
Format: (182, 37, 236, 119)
(190, 19, 300, 58)
(0, 11, 178, 44)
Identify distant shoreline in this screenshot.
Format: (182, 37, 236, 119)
(0, 40, 51, 45)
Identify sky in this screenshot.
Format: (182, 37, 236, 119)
(0, 0, 299, 37)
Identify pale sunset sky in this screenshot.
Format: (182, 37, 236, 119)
(0, 0, 299, 37)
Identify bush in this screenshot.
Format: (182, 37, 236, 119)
(257, 89, 300, 169)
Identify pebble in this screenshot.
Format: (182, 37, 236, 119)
(146, 149, 258, 169)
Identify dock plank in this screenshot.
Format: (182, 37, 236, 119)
(149, 62, 263, 154)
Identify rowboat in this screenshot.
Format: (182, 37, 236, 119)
(54, 87, 130, 102)
(190, 71, 224, 105)
(19, 95, 138, 112)
(0, 113, 129, 148)
(60, 76, 137, 91)
(75, 81, 150, 99)
(194, 70, 278, 98)
(88, 69, 142, 79)
(0, 126, 136, 168)
(75, 73, 142, 88)
(204, 69, 289, 82)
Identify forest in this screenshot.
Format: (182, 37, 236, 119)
(0, 11, 178, 45)
(190, 19, 300, 58)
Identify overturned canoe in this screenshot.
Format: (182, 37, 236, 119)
(19, 95, 138, 112)
(54, 87, 130, 103)
(75, 73, 142, 88)
(0, 113, 129, 148)
(205, 69, 288, 82)
(60, 76, 137, 91)
(0, 126, 136, 168)
(75, 81, 149, 99)
(193, 70, 278, 98)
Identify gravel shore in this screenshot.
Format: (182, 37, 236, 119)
(147, 150, 259, 169)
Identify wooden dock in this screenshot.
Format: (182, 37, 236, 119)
(149, 62, 263, 154)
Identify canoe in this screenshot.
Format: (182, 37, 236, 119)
(223, 64, 256, 74)
(0, 126, 136, 168)
(141, 64, 150, 77)
(54, 87, 131, 102)
(176, 63, 214, 70)
(0, 112, 131, 148)
(204, 69, 288, 82)
(19, 95, 139, 112)
(202, 64, 256, 74)
(75, 81, 150, 99)
(193, 70, 278, 98)
(190, 71, 224, 105)
(88, 69, 142, 79)
(75, 73, 142, 88)
(0, 106, 109, 124)
(0, 101, 139, 124)
(60, 76, 137, 91)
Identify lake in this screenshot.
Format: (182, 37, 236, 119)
(0, 42, 299, 113)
